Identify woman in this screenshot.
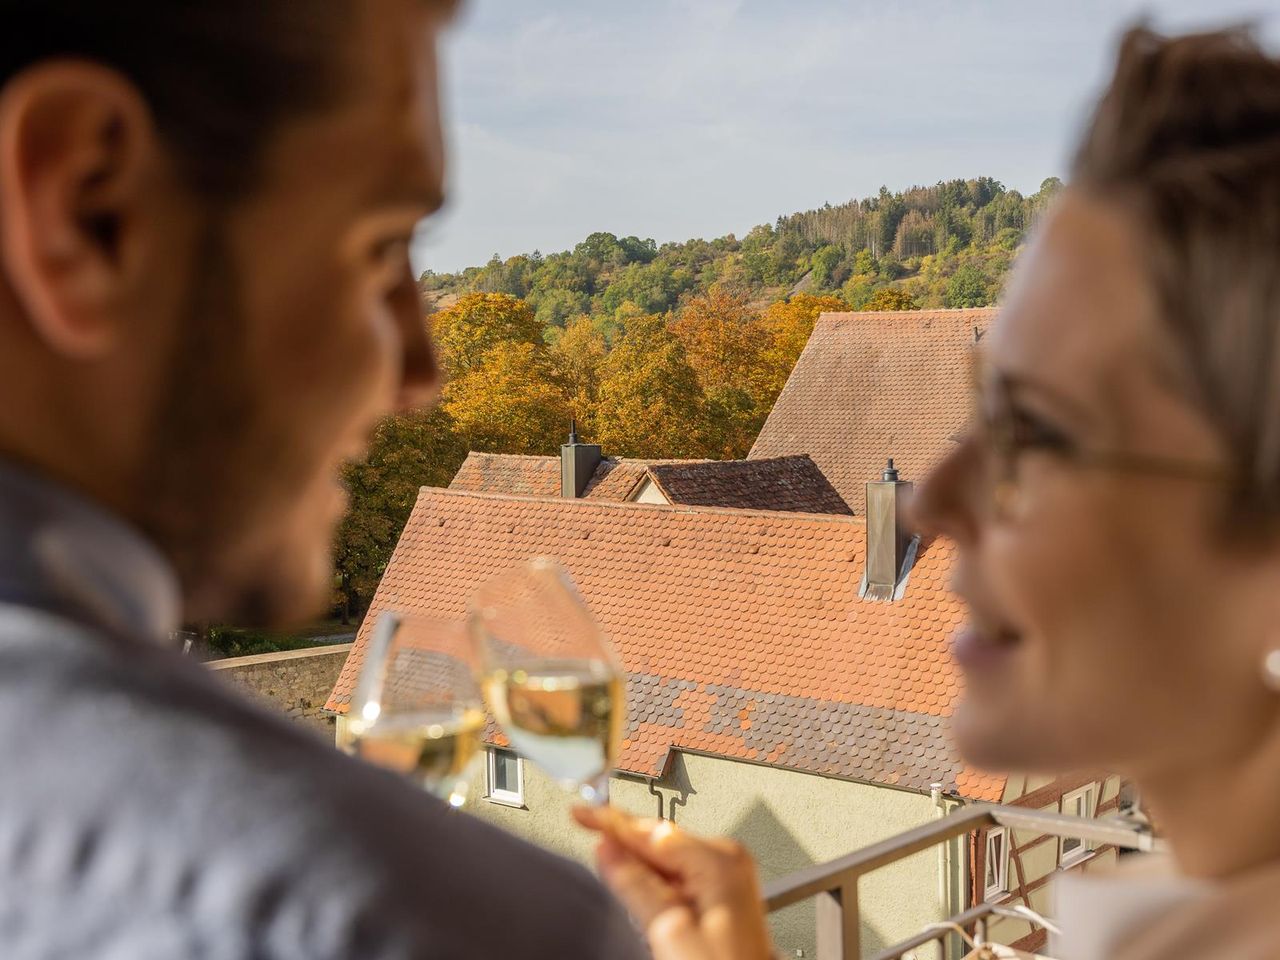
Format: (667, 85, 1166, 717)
(578, 25, 1280, 960)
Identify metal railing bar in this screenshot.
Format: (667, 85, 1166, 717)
(763, 804, 1156, 911)
(763, 807, 992, 910)
(865, 903, 995, 960)
(985, 805, 1160, 853)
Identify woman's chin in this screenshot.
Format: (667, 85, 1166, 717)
(952, 696, 1039, 772)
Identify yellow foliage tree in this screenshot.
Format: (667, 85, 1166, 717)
(668, 288, 767, 393)
(433, 292, 543, 377)
(442, 340, 570, 454)
(548, 315, 607, 436)
(667, 288, 774, 457)
(594, 313, 706, 458)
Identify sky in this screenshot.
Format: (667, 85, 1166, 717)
(412, 0, 1280, 275)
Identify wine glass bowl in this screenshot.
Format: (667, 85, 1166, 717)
(469, 558, 625, 805)
(341, 613, 485, 808)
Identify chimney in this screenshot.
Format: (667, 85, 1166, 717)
(561, 420, 602, 499)
(862, 458, 915, 601)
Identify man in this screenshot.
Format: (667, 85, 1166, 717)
(0, 1, 645, 956)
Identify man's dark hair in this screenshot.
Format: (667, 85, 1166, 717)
(2, 2, 356, 198)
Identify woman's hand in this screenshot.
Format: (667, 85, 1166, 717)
(573, 806, 775, 960)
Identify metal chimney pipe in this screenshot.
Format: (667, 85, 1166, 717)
(863, 458, 913, 601)
(561, 422, 602, 499)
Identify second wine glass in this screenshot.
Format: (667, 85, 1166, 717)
(469, 558, 625, 806)
(340, 613, 485, 808)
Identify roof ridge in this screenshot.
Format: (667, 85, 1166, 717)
(460, 452, 558, 462)
(613, 457, 709, 464)
(651, 454, 814, 470)
(819, 306, 998, 318)
(815, 307, 997, 326)
(418, 485, 868, 526)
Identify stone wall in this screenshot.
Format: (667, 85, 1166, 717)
(208, 643, 352, 734)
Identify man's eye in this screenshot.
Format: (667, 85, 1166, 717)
(373, 237, 411, 264)
(371, 238, 411, 290)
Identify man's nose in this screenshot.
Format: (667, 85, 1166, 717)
(393, 281, 442, 412)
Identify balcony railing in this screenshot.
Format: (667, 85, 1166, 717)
(763, 804, 1161, 960)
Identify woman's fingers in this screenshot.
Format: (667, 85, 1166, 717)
(579, 809, 776, 960)
(596, 838, 713, 960)
(575, 806, 761, 899)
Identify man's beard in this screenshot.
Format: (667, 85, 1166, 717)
(136, 223, 319, 629)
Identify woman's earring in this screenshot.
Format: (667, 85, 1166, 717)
(1263, 649, 1280, 693)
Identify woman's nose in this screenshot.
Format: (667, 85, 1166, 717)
(910, 435, 982, 544)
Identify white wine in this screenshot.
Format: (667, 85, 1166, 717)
(483, 661, 623, 785)
(342, 706, 485, 805)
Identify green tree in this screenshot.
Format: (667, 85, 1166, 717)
(333, 407, 466, 619)
(809, 244, 843, 288)
(530, 287, 589, 328)
(860, 287, 920, 311)
(945, 261, 992, 308)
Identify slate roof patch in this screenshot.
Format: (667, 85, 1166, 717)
(646, 456, 850, 514)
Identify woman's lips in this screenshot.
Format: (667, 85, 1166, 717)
(951, 625, 1021, 672)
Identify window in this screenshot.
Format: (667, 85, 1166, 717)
(486, 748, 524, 807)
(983, 827, 1009, 900)
(1059, 783, 1097, 866)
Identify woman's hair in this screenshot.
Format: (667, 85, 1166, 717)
(0, 1, 450, 200)
(1073, 26, 1280, 530)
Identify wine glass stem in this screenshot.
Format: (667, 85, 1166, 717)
(580, 773, 610, 807)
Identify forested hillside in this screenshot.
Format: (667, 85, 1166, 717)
(332, 176, 1060, 616)
(423, 176, 1061, 328)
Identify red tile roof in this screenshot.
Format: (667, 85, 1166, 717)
(327, 488, 1004, 801)
(749, 309, 995, 513)
(448, 453, 849, 514)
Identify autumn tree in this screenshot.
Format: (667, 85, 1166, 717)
(593, 313, 706, 458)
(433, 292, 543, 376)
(548, 315, 608, 435)
(667, 288, 773, 457)
(442, 340, 569, 454)
(432, 290, 570, 454)
(669, 288, 766, 392)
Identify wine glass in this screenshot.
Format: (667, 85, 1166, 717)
(340, 612, 485, 808)
(469, 558, 625, 806)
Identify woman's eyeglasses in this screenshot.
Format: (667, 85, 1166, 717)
(966, 367, 1229, 519)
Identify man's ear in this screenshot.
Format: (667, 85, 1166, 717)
(0, 61, 156, 359)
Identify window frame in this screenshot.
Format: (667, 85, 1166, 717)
(983, 826, 1010, 901)
(486, 747, 525, 807)
(1058, 783, 1098, 867)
